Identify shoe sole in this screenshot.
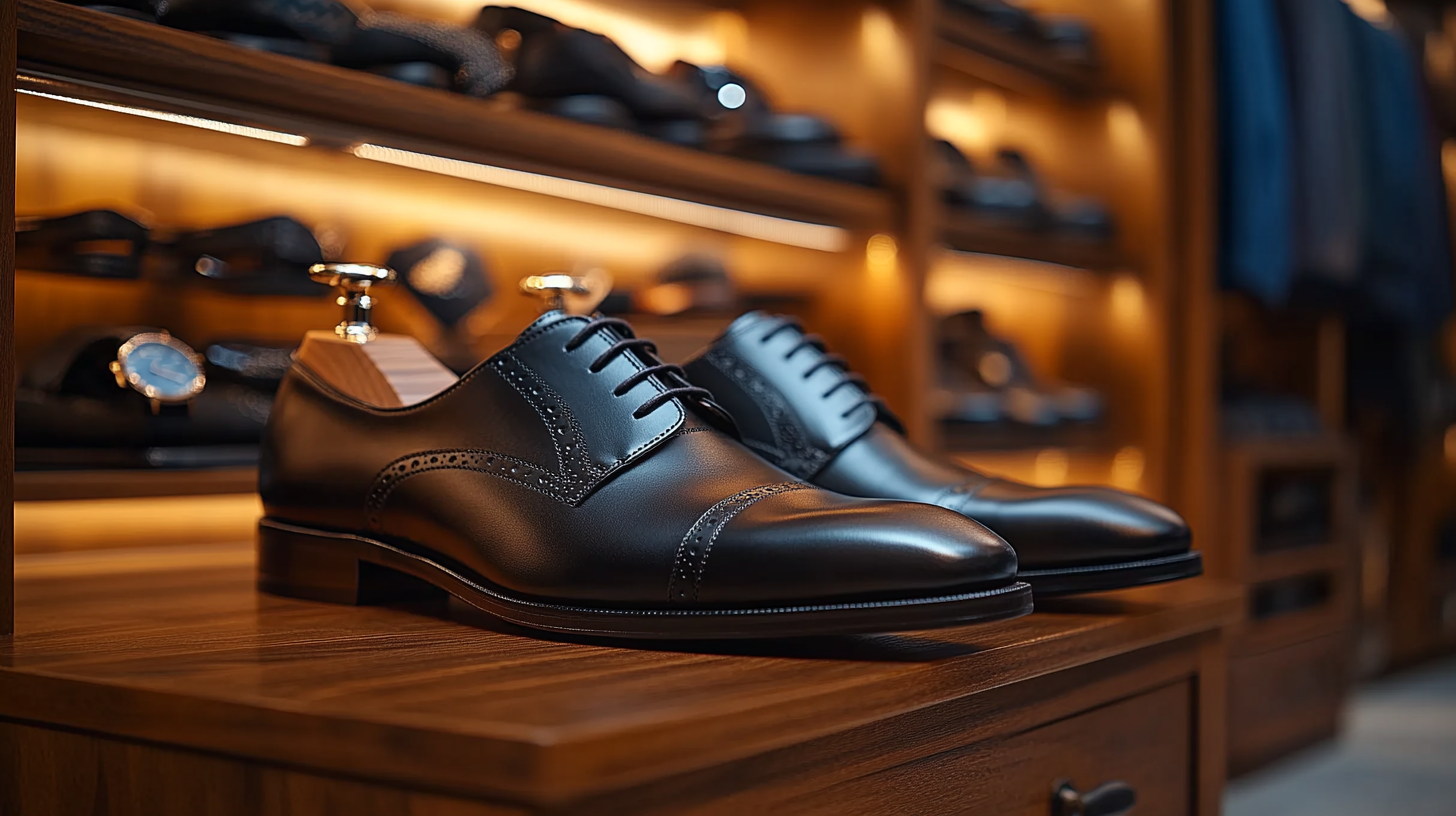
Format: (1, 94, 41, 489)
(1018, 551, 1203, 597)
(257, 518, 1035, 640)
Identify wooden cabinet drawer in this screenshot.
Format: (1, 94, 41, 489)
(786, 681, 1193, 815)
(1229, 632, 1349, 775)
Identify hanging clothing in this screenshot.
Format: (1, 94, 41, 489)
(1217, 0, 1297, 306)
(1347, 14, 1454, 331)
(1275, 0, 1365, 286)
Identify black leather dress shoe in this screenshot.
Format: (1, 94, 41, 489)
(258, 312, 1030, 638)
(682, 313, 1202, 596)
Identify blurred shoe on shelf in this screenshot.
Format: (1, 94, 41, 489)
(935, 140, 1042, 229)
(669, 62, 881, 186)
(1036, 14, 1098, 67)
(16, 326, 271, 470)
(474, 6, 702, 140)
(938, 310, 1102, 426)
(683, 312, 1199, 596)
(160, 0, 512, 95)
(944, 0, 1040, 39)
(937, 142, 1115, 240)
(1220, 392, 1324, 439)
(156, 216, 330, 297)
(15, 209, 151, 279)
(600, 254, 740, 318)
(942, 0, 1099, 68)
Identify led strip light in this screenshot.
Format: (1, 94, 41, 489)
(17, 87, 310, 146)
(350, 143, 850, 252)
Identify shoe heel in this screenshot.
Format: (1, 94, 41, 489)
(257, 522, 445, 606)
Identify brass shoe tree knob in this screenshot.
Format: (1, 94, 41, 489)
(309, 262, 396, 344)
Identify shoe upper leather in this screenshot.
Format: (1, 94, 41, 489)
(682, 312, 1192, 569)
(260, 312, 1016, 607)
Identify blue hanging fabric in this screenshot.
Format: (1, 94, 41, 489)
(1217, 0, 1297, 306)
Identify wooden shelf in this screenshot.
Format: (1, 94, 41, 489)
(935, 6, 1101, 98)
(940, 210, 1127, 272)
(14, 466, 257, 502)
(0, 542, 1239, 811)
(16, 0, 891, 235)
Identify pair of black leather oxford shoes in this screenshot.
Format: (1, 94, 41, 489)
(257, 311, 1200, 639)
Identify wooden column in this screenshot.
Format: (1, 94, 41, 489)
(3, 0, 17, 637)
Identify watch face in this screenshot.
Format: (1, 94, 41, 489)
(118, 334, 205, 402)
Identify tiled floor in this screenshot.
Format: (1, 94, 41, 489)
(1224, 655, 1456, 816)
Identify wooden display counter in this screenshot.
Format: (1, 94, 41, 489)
(1, 542, 1238, 815)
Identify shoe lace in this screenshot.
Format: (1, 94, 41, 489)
(564, 316, 717, 420)
(760, 317, 892, 421)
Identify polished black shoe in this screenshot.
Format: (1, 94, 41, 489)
(682, 312, 1202, 596)
(258, 312, 1030, 638)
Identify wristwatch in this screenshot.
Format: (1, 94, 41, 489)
(106, 330, 207, 415)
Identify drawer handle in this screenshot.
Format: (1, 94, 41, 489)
(1051, 779, 1136, 816)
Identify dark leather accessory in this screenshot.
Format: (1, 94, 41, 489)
(15, 209, 150, 279)
(257, 312, 1030, 638)
(388, 238, 494, 329)
(682, 312, 1201, 596)
(157, 216, 329, 296)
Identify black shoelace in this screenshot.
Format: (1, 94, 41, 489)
(565, 316, 715, 420)
(761, 317, 890, 419)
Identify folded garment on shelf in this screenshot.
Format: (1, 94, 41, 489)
(155, 215, 330, 296)
(15, 209, 151, 279)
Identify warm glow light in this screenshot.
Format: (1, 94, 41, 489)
(1443, 139, 1456, 183)
(378, 0, 731, 71)
(1344, 0, 1391, 25)
(1106, 101, 1144, 154)
(17, 88, 309, 146)
(1111, 446, 1145, 490)
(926, 90, 1007, 157)
(350, 143, 849, 252)
(1110, 274, 1145, 325)
(1034, 449, 1070, 486)
(867, 233, 898, 279)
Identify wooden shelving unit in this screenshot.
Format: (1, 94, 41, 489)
(1216, 437, 1360, 776)
(2, 0, 1237, 811)
(934, 5, 1101, 98)
(16, 1, 890, 232)
(940, 210, 1127, 271)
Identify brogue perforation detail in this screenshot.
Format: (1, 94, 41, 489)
(667, 482, 809, 604)
(364, 356, 602, 526)
(703, 349, 829, 479)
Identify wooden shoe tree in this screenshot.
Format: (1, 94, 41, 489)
(297, 263, 456, 408)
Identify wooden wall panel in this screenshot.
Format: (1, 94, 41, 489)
(3, 0, 19, 637)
